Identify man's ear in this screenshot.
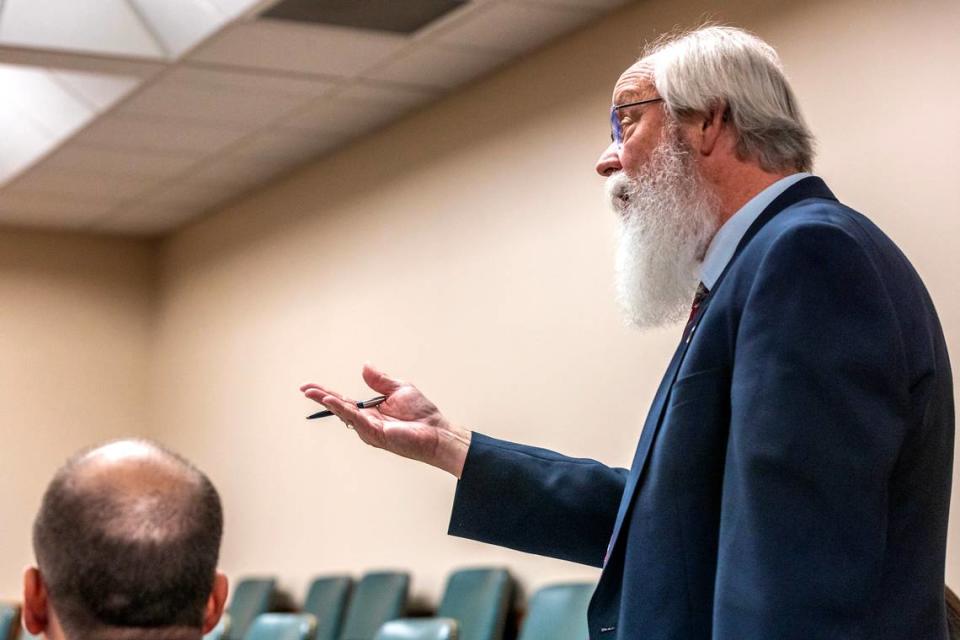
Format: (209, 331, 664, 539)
(202, 572, 229, 634)
(23, 566, 49, 635)
(696, 100, 729, 157)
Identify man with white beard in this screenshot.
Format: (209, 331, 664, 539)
(302, 25, 954, 640)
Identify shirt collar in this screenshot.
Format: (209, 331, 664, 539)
(699, 172, 812, 289)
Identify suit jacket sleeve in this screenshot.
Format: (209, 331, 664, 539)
(448, 432, 628, 567)
(714, 220, 909, 638)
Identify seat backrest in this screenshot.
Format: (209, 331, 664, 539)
(244, 613, 316, 640)
(517, 583, 594, 640)
(226, 578, 276, 640)
(374, 618, 458, 640)
(0, 604, 20, 640)
(302, 576, 352, 640)
(338, 571, 409, 640)
(436, 568, 512, 640)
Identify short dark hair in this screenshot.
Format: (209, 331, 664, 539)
(33, 440, 223, 640)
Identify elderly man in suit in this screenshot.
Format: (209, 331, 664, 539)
(23, 440, 228, 640)
(302, 25, 954, 640)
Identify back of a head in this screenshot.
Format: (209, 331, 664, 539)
(33, 440, 224, 640)
(643, 25, 814, 173)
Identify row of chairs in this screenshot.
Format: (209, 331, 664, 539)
(209, 569, 592, 640)
(0, 569, 593, 640)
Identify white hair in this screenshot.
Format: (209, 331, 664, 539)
(642, 25, 814, 173)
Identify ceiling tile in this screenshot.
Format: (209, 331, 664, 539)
(188, 19, 407, 78)
(363, 43, 511, 89)
(279, 81, 435, 136)
(71, 114, 251, 155)
(511, 0, 631, 10)
(39, 146, 200, 180)
(279, 97, 402, 137)
(117, 76, 312, 127)
(180, 155, 293, 190)
(433, 2, 595, 54)
(230, 128, 344, 164)
(4, 166, 160, 202)
(92, 201, 204, 236)
(0, 191, 116, 228)
(168, 65, 339, 97)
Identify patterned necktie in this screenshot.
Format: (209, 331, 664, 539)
(688, 282, 709, 324)
(684, 282, 709, 340)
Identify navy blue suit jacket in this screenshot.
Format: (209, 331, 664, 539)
(449, 178, 954, 639)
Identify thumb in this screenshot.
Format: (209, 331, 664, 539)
(362, 363, 404, 395)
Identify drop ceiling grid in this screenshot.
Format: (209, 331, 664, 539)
(1, 0, 634, 236)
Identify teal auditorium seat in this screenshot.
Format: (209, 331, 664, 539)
(374, 619, 458, 640)
(302, 576, 352, 640)
(225, 577, 276, 640)
(517, 583, 594, 640)
(338, 571, 409, 640)
(244, 613, 316, 640)
(0, 604, 19, 640)
(436, 568, 512, 640)
(203, 612, 231, 640)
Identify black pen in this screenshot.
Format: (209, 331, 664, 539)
(307, 395, 387, 420)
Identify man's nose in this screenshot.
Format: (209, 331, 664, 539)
(595, 142, 622, 176)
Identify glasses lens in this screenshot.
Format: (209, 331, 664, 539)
(610, 107, 621, 146)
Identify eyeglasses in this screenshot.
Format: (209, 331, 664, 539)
(610, 97, 664, 146)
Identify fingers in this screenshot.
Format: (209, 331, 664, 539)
(362, 363, 404, 395)
(300, 383, 352, 404)
(320, 396, 383, 445)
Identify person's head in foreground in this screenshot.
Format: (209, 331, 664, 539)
(24, 439, 227, 640)
(597, 25, 813, 328)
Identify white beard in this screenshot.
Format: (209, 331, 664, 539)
(606, 126, 720, 328)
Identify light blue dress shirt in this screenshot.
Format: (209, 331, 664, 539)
(699, 172, 812, 290)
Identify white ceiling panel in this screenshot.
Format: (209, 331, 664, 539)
(188, 19, 407, 78)
(72, 114, 251, 155)
(4, 167, 160, 202)
(128, 0, 225, 58)
(168, 65, 338, 97)
(0, 64, 92, 137)
(364, 43, 511, 89)
(0, 100, 56, 183)
(116, 77, 312, 127)
(433, 2, 596, 54)
(0, 0, 164, 59)
(38, 146, 200, 180)
(49, 69, 141, 112)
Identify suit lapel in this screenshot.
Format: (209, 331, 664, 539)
(602, 176, 838, 566)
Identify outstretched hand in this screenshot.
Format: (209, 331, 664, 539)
(300, 364, 471, 478)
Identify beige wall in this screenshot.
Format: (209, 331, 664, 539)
(148, 0, 960, 603)
(0, 229, 155, 599)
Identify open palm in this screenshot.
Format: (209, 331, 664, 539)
(301, 364, 470, 475)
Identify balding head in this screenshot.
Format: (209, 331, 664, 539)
(29, 440, 224, 640)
